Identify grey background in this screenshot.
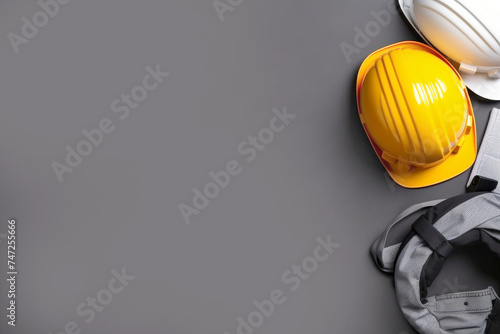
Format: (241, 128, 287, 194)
(0, 0, 498, 333)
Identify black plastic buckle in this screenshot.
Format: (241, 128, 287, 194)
(466, 176, 498, 193)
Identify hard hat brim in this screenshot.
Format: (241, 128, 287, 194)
(461, 72, 500, 101)
(383, 130, 476, 189)
(356, 41, 477, 188)
(398, 0, 500, 101)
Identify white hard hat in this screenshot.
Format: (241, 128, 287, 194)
(399, 0, 500, 100)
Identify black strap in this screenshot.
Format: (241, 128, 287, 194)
(467, 175, 498, 193)
(487, 301, 500, 334)
(395, 192, 484, 265)
(412, 215, 453, 258)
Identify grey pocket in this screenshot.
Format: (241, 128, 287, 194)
(429, 287, 498, 334)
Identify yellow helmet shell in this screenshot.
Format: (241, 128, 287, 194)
(356, 41, 476, 188)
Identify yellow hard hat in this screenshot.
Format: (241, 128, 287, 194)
(356, 41, 477, 188)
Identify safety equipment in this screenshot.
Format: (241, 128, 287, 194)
(399, 0, 500, 101)
(372, 191, 500, 334)
(356, 41, 477, 188)
(371, 109, 500, 334)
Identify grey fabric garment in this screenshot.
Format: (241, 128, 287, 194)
(467, 108, 500, 194)
(394, 193, 500, 334)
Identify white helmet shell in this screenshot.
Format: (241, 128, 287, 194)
(399, 0, 500, 100)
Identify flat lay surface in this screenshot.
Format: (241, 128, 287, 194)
(0, 0, 499, 333)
